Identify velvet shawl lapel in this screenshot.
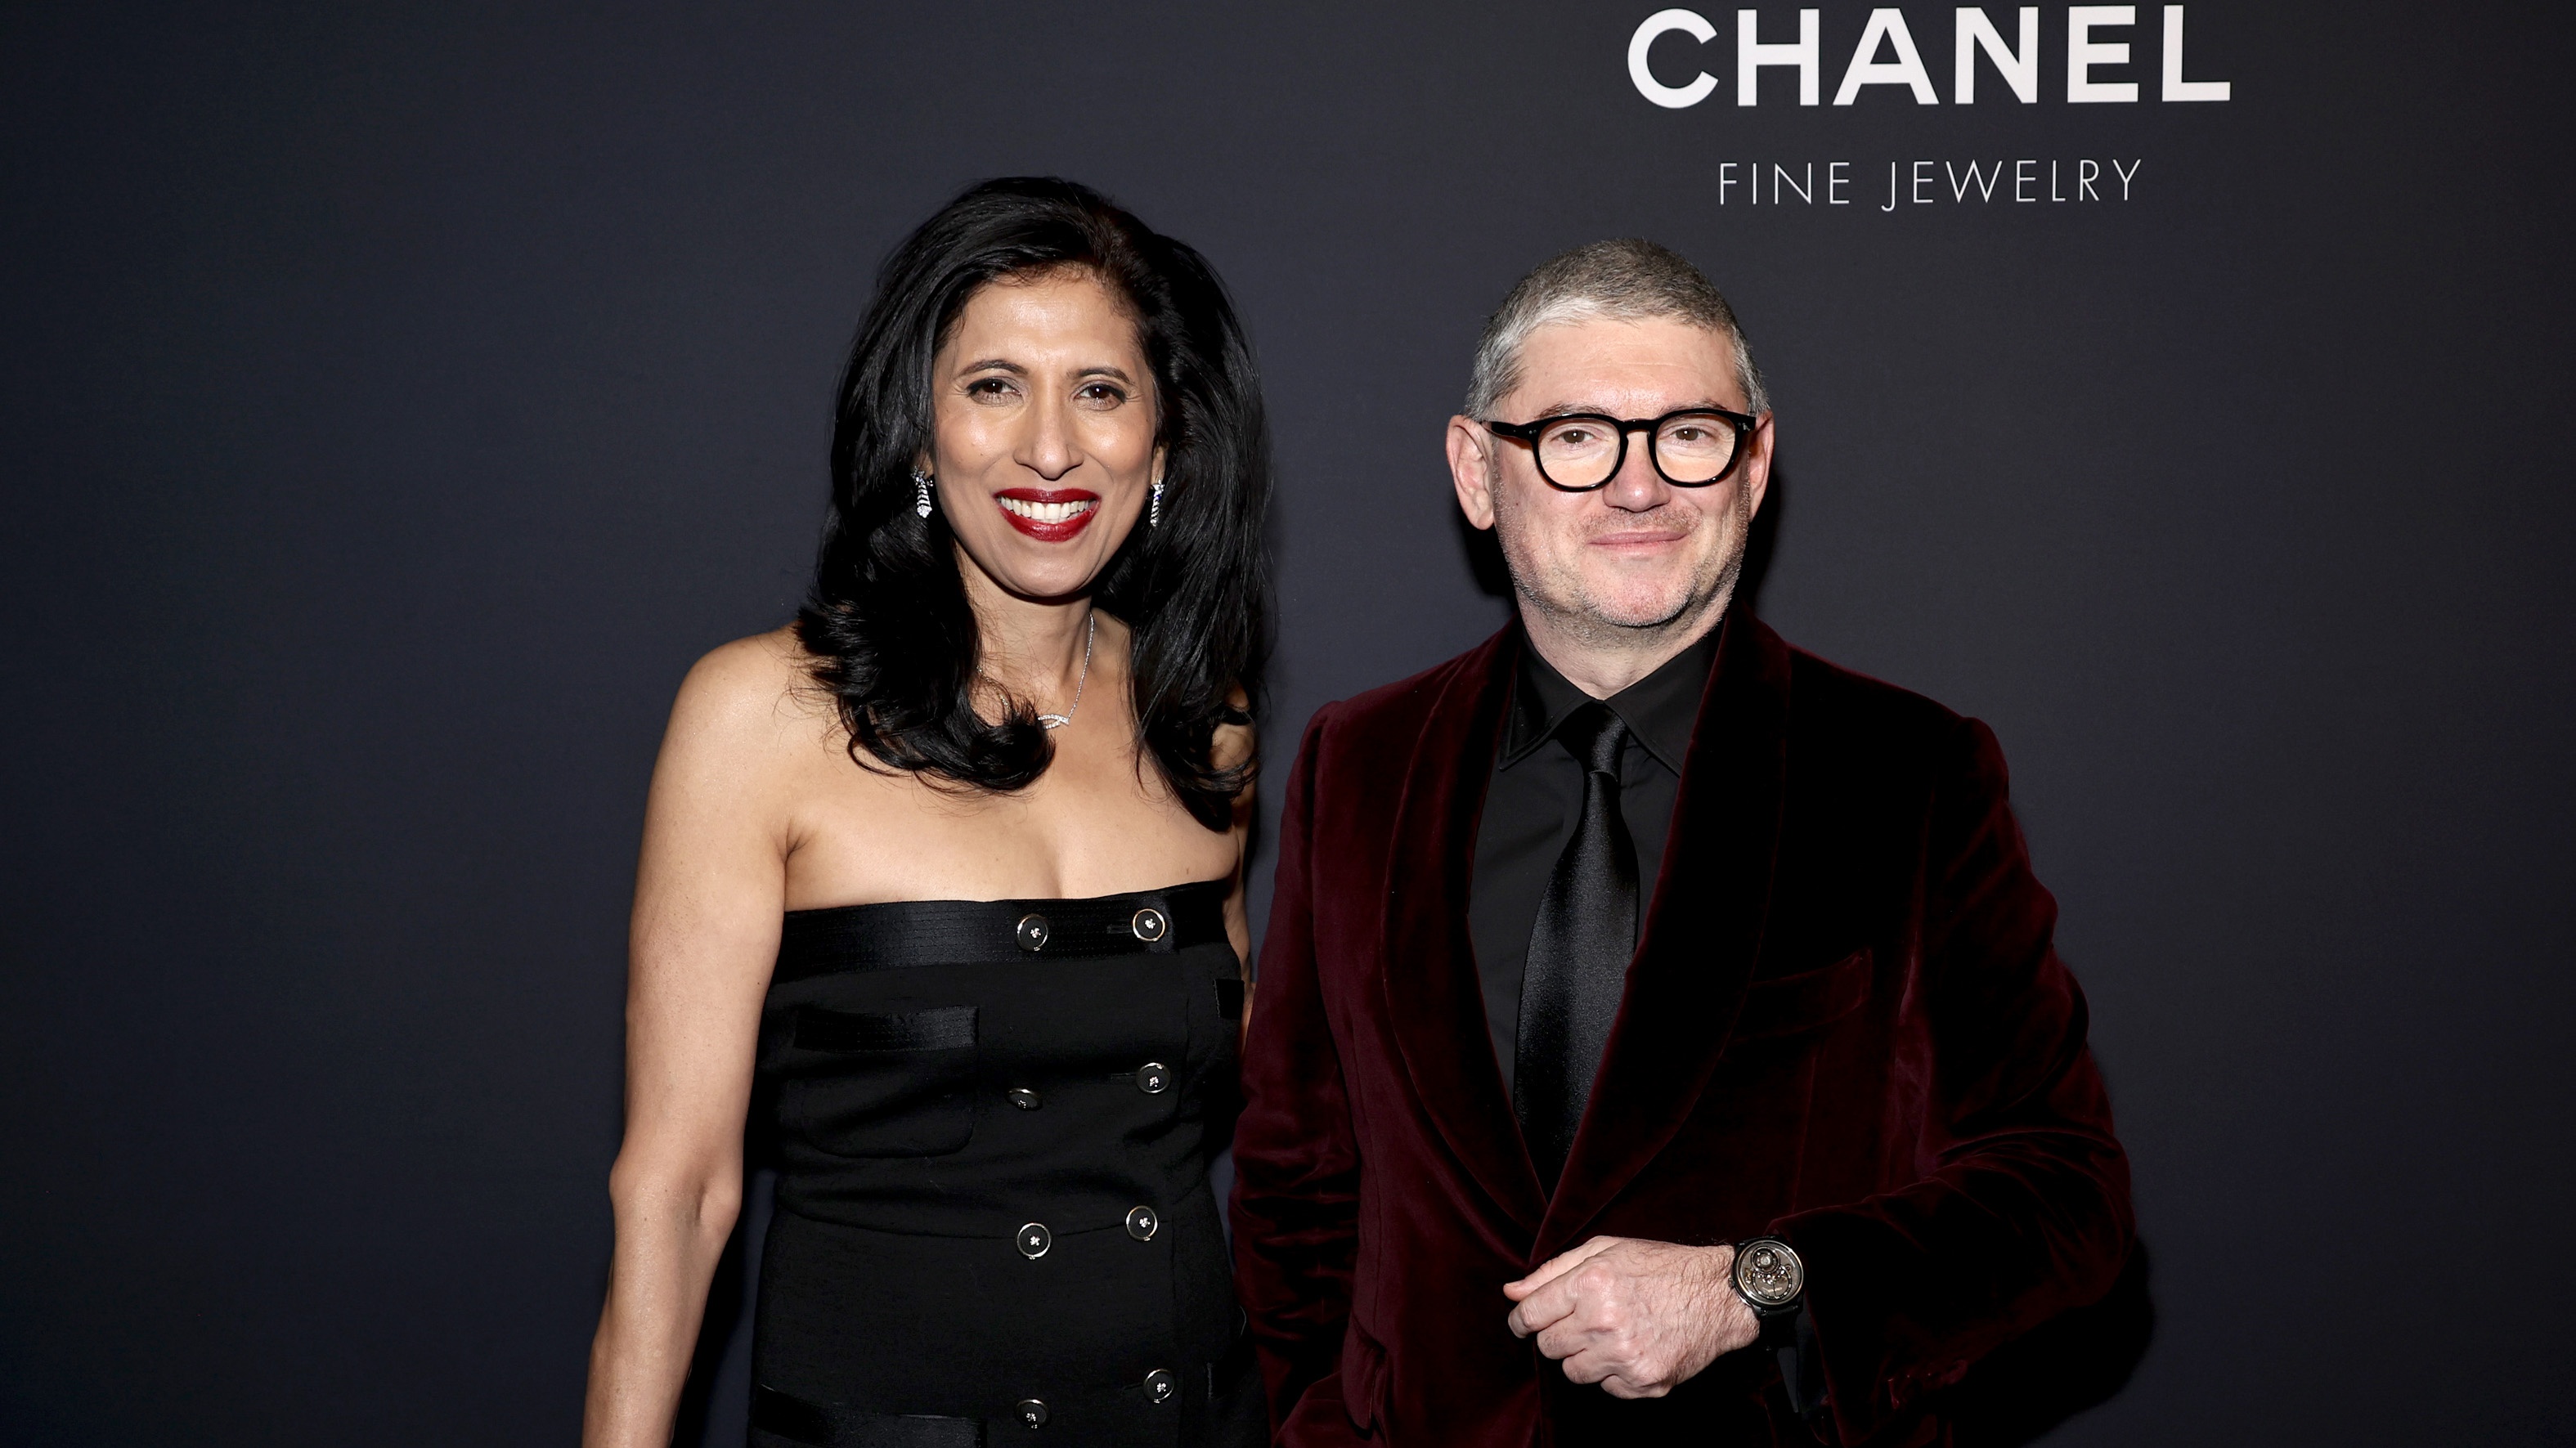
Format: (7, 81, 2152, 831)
(1538, 614, 1793, 1259)
(1377, 629, 1548, 1235)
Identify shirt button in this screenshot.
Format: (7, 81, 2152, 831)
(1016, 1222, 1052, 1258)
(1124, 1205, 1159, 1241)
(1015, 914, 1051, 952)
(1134, 1062, 1171, 1094)
(1008, 1087, 1042, 1111)
(1143, 1368, 1178, 1405)
(1016, 1398, 1048, 1428)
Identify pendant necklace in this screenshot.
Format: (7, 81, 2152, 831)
(984, 612, 1095, 730)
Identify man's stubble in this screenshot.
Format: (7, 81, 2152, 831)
(1489, 468, 1753, 657)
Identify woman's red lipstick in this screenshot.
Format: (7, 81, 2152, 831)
(994, 488, 1102, 542)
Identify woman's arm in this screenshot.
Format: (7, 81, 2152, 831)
(583, 641, 799, 1447)
(1215, 702, 1257, 1032)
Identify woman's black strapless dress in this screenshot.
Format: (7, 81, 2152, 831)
(748, 879, 1263, 1448)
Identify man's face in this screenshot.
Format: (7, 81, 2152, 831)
(1447, 315, 1772, 645)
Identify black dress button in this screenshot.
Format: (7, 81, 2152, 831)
(1134, 1062, 1171, 1094)
(1016, 1222, 1052, 1258)
(1015, 914, 1050, 952)
(1130, 907, 1168, 942)
(1016, 1398, 1048, 1428)
(1143, 1368, 1178, 1404)
(1008, 1087, 1042, 1111)
(1125, 1205, 1159, 1241)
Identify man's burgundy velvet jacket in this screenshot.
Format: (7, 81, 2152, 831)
(1229, 616, 2133, 1446)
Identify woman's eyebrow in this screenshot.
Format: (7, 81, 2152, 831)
(957, 361, 1138, 385)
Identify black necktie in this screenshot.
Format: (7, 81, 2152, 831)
(1515, 702, 1638, 1186)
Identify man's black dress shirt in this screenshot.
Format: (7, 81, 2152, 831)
(1468, 621, 1723, 1097)
(1465, 617, 1825, 1417)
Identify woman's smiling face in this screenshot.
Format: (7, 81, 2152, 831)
(922, 267, 1163, 604)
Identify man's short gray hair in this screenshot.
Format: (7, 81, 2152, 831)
(1463, 239, 1768, 419)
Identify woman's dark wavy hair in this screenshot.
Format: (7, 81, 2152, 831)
(794, 177, 1271, 831)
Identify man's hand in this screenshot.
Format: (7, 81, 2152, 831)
(1503, 1237, 1761, 1398)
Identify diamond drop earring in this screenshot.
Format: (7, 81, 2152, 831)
(912, 469, 934, 519)
(1149, 478, 1164, 529)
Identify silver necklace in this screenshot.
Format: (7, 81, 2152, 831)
(984, 612, 1096, 730)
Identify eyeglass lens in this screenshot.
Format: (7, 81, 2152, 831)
(1537, 414, 1739, 488)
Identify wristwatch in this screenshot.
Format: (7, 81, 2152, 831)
(1729, 1237, 1806, 1349)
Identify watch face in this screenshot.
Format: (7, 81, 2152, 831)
(1735, 1240, 1804, 1307)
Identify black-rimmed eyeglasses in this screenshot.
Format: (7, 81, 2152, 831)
(1482, 406, 1761, 491)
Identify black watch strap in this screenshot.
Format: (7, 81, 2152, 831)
(1756, 1302, 1802, 1351)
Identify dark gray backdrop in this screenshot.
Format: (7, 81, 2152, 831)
(5, 2, 2571, 1444)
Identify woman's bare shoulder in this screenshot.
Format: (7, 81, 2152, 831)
(663, 627, 837, 761)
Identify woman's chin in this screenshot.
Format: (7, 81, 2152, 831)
(964, 556, 1110, 606)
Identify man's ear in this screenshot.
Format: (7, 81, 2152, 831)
(1447, 416, 1498, 531)
(1741, 413, 1775, 518)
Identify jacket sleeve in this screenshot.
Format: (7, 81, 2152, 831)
(1228, 706, 1364, 1432)
(1774, 717, 2135, 1445)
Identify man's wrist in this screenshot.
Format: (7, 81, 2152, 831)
(1694, 1245, 1761, 1356)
